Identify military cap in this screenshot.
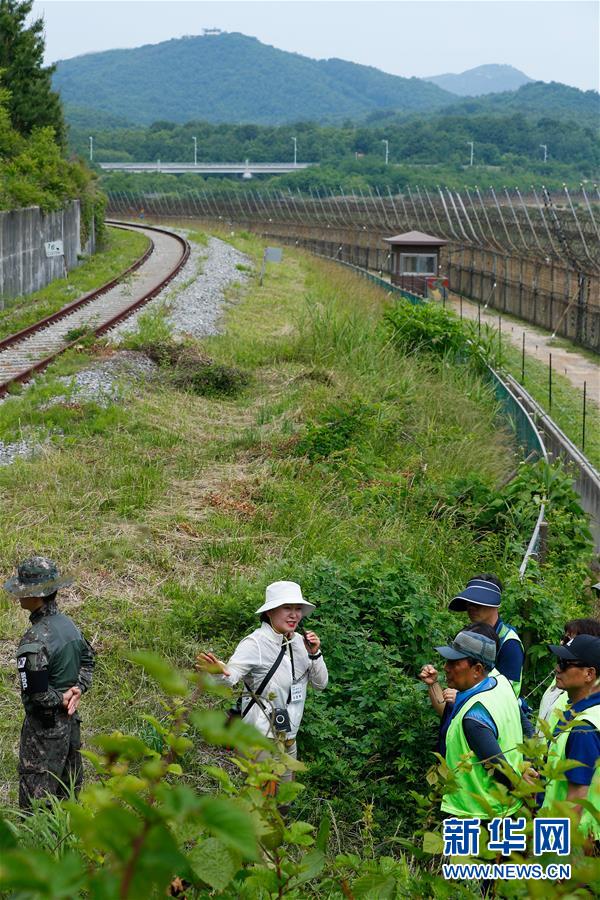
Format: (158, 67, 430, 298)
(3, 557, 73, 598)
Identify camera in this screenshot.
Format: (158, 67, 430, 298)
(272, 707, 291, 733)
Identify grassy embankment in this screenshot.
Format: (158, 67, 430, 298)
(0, 226, 149, 341)
(0, 230, 524, 822)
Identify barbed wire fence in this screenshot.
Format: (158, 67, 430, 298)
(107, 185, 599, 267)
(106, 185, 600, 352)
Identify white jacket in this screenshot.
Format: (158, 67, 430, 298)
(220, 621, 328, 738)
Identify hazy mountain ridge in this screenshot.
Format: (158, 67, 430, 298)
(53, 32, 455, 126)
(425, 64, 533, 96)
(54, 31, 598, 129)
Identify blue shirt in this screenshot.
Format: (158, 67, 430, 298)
(554, 691, 600, 786)
(495, 618, 525, 685)
(438, 676, 497, 756)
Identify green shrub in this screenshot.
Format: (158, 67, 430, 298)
(0, 87, 105, 244)
(384, 299, 469, 358)
(296, 556, 446, 830)
(295, 399, 373, 461)
(173, 360, 250, 397)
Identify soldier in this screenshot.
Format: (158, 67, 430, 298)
(4, 557, 95, 809)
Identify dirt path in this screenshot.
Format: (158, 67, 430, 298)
(446, 292, 599, 404)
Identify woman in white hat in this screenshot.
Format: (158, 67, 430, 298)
(199, 580, 327, 778)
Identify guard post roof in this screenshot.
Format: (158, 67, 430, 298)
(383, 230, 448, 246)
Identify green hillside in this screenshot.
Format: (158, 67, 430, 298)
(445, 80, 600, 125)
(53, 31, 455, 125)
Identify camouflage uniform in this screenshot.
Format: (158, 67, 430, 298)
(5, 558, 94, 809)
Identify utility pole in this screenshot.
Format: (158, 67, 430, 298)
(467, 141, 474, 167)
(381, 139, 389, 165)
(193, 136, 197, 166)
(540, 144, 548, 163)
(89, 136, 93, 162)
(292, 136, 297, 166)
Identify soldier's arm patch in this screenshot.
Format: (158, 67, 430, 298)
(17, 656, 27, 669)
(21, 669, 49, 694)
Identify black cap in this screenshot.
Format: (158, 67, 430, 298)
(548, 634, 600, 672)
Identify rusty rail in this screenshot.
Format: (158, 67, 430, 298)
(0, 222, 189, 395)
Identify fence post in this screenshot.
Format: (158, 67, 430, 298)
(498, 315, 502, 362)
(521, 332, 526, 384)
(538, 520, 549, 564)
(582, 380, 587, 451)
(548, 353, 552, 413)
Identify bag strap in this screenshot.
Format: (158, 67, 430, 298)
(242, 644, 287, 719)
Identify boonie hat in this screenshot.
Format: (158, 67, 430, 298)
(449, 577, 502, 612)
(255, 580, 315, 617)
(548, 634, 600, 672)
(436, 630, 497, 669)
(3, 556, 73, 598)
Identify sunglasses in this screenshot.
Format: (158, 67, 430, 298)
(557, 658, 586, 671)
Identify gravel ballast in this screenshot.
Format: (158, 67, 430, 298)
(110, 234, 251, 340)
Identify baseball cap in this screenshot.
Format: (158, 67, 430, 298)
(436, 630, 497, 669)
(548, 634, 600, 671)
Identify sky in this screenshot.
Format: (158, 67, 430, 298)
(33, 0, 599, 92)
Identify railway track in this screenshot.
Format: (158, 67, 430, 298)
(0, 222, 190, 396)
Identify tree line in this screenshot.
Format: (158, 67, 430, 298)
(71, 113, 598, 171)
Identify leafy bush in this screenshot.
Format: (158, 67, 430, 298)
(0, 84, 105, 242)
(296, 556, 446, 830)
(384, 300, 500, 375)
(384, 300, 470, 358)
(295, 400, 373, 461)
(174, 360, 250, 398)
(0, 652, 448, 899)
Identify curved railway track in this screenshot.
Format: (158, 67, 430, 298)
(0, 222, 190, 396)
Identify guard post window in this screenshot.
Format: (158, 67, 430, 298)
(399, 253, 437, 275)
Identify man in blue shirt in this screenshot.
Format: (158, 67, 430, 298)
(420, 623, 525, 787)
(541, 634, 600, 843)
(448, 574, 525, 697)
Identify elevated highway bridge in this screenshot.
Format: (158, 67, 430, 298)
(99, 161, 317, 177)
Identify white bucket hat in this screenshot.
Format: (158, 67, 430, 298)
(255, 580, 316, 617)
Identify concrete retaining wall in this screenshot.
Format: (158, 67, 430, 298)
(0, 200, 95, 307)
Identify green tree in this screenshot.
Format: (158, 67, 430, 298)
(0, 0, 65, 143)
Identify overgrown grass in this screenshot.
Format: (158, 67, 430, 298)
(0, 226, 149, 341)
(0, 235, 588, 840)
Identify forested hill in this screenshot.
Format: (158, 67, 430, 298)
(445, 81, 600, 125)
(53, 31, 456, 125)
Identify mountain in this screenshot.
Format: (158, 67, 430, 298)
(445, 81, 600, 125)
(425, 64, 533, 96)
(53, 31, 456, 126)
(363, 81, 599, 129)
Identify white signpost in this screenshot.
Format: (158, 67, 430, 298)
(259, 246, 283, 285)
(44, 240, 64, 258)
